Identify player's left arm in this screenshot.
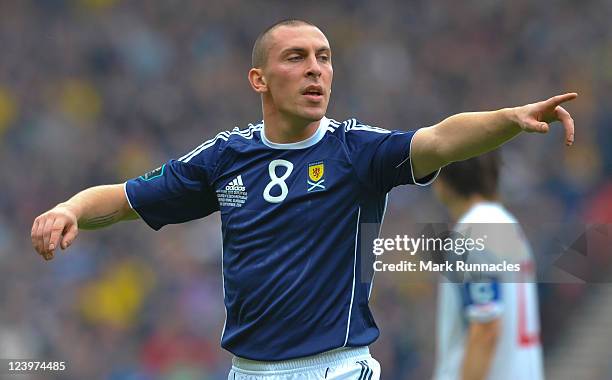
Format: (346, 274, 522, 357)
(461, 319, 501, 380)
(460, 278, 503, 380)
(410, 93, 577, 179)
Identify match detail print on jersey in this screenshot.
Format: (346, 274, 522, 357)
(217, 175, 248, 208)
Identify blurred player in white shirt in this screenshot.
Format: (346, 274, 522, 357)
(432, 152, 544, 380)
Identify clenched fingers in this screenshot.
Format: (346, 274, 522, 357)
(41, 216, 55, 257)
(48, 218, 66, 252)
(35, 217, 47, 256)
(33, 217, 52, 259)
(61, 223, 79, 249)
(31, 218, 41, 254)
(31, 213, 61, 260)
(525, 120, 549, 134)
(32, 206, 79, 260)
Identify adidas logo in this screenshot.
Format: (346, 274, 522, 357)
(225, 175, 246, 191)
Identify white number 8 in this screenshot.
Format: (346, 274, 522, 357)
(263, 159, 294, 203)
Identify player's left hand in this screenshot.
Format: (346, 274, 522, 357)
(513, 92, 577, 146)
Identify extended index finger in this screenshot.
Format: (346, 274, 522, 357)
(546, 92, 578, 108)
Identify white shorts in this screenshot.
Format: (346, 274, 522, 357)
(228, 346, 381, 379)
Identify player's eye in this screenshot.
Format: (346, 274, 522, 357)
(318, 55, 330, 62)
(288, 55, 303, 62)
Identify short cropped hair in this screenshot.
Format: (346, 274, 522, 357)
(438, 151, 500, 199)
(251, 19, 316, 68)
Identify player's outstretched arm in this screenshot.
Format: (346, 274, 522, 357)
(410, 93, 577, 179)
(31, 184, 138, 261)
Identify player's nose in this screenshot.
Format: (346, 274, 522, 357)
(305, 55, 322, 78)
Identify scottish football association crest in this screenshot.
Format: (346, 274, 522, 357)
(307, 161, 325, 192)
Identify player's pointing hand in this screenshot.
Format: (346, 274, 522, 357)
(513, 92, 578, 146)
(31, 204, 79, 261)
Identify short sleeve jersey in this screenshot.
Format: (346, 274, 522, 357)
(126, 117, 438, 361)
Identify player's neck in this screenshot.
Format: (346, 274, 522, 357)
(450, 195, 498, 222)
(262, 110, 321, 144)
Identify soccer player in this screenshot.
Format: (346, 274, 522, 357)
(432, 152, 544, 380)
(31, 19, 574, 379)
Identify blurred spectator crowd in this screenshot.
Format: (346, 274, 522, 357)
(0, 1, 610, 379)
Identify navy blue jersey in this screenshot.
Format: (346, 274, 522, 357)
(125, 117, 438, 361)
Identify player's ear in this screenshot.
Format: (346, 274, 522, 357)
(248, 68, 267, 93)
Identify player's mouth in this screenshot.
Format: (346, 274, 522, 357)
(302, 85, 324, 102)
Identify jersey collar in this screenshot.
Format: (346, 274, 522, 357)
(457, 201, 503, 224)
(261, 117, 329, 150)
